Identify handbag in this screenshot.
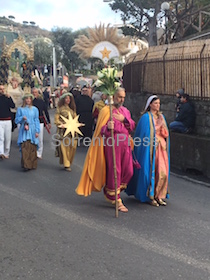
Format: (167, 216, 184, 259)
(24, 121, 29, 131)
(132, 151, 141, 169)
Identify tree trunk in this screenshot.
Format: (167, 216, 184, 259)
(148, 0, 160, 46)
(148, 16, 158, 46)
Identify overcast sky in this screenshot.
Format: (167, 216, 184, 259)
(1, 0, 122, 31)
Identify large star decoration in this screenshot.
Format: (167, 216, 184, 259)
(59, 112, 85, 138)
(100, 47, 111, 59)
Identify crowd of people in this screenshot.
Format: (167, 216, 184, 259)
(0, 80, 197, 213)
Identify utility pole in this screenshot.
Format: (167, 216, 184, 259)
(53, 46, 57, 87)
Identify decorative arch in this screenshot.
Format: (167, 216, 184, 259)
(0, 35, 34, 90)
(4, 35, 34, 61)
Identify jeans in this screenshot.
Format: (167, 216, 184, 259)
(169, 121, 188, 133)
(0, 120, 12, 157)
(37, 123, 44, 158)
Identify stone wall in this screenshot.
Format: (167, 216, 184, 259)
(170, 132, 210, 178)
(124, 92, 210, 137)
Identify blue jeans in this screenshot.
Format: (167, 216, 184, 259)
(169, 121, 187, 133)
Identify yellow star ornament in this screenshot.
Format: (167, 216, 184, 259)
(100, 47, 111, 59)
(58, 112, 85, 138)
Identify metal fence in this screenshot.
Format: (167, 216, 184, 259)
(123, 40, 210, 100)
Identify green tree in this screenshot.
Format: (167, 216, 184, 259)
(33, 38, 53, 65)
(167, 0, 210, 41)
(52, 27, 88, 73)
(109, 0, 160, 46)
(108, 0, 209, 45)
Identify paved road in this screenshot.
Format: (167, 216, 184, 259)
(0, 120, 210, 280)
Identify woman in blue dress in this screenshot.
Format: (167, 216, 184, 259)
(15, 93, 40, 171)
(126, 95, 170, 207)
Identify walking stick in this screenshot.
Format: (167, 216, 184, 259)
(109, 96, 118, 218)
(42, 115, 51, 134)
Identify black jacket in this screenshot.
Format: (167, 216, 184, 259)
(175, 102, 196, 129)
(0, 95, 15, 119)
(33, 98, 51, 124)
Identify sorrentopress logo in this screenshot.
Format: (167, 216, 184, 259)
(51, 134, 158, 148)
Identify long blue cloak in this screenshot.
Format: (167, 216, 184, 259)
(126, 112, 170, 202)
(15, 106, 40, 149)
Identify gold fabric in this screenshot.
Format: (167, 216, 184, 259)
(75, 106, 110, 196)
(54, 105, 77, 168)
(92, 100, 105, 113)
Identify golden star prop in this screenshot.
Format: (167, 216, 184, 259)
(100, 47, 111, 59)
(58, 112, 85, 138)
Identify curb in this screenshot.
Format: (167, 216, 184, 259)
(171, 172, 210, 188)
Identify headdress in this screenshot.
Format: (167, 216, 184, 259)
(8, 72, 23, 84)
(144, 95, 158, 111)
(60, 92, 73, 99)
(22, 93, 34, 100)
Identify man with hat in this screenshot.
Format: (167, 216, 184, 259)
(0, 84, 15, 159)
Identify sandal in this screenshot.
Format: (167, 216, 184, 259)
(118, 202, 128, 212)
(65, 167, 71, 172)
(150, 199, 159, 207)
(157, 199, 167, 206)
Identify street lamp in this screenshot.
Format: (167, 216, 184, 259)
(161, 2, 170, 44)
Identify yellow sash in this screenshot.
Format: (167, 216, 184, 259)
(75, 106, 110, 196)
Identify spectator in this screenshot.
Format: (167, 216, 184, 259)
(43, 86, 51, 109)
(75, 85, 94, 139)
(0, 85, 15, 159)
(71, 87, 81, 100)
(169, 93, 196, 133)
(32, 88, 51, 159)
(175, 88, 184, 117)
(92, 91, 101, 103)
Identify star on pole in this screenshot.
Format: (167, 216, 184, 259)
(100, 47, 111, 59)
(59, 112, 85, 138)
